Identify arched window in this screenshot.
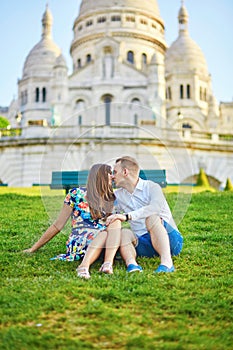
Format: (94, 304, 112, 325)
(131, 99, 140, 124)
(168, 87, 172, 100)
(182, 123, 192, 129)
(131, 98, 140, 104)
(75, 99, 85, 111)
(200, 87, 203, 100)
(25, 90, 28, 104)
(126, 16, 135, 22)
(140, 19, 148, 25)
(86, 54, 92, 63)
(142, 53, 147, 66)
(78, 115, 82, 126)
(35, 87, 40, 102)
(111, 15, 121, 22)
(166, 87, 172, 100)
(187, 84, 191, 99)
(86, 20, 93, 27)
(77, 58, 81, 68)
(180, 85, 184, 99)
(20, 92, 24, 106)
(42, 87, 46, 102)
(103, 95, 112, 125)
(75, 99, 85, 125)
(127, 51, 134, 64)
(97, 16, 106, 23)
(204, 88, 207, 101)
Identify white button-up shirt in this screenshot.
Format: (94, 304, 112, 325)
(114, 178, 177, 236)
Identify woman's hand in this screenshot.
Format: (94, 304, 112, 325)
(22, 248, 33, 253)
(106, 214, 126, 226)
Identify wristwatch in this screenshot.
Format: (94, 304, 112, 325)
(125, 213, 130, 221)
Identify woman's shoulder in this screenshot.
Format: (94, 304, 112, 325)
(69, 187, 86, 196)
(64, 187, 87, 205)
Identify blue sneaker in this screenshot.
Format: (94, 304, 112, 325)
(127, 264, 143, 273)
(154, 264, 175, 273)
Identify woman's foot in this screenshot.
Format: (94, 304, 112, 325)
(77, 266, 90, 279)
(99, 262, 113, 274)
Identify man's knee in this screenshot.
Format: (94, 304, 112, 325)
(145, 214, 161, 231)
(121, 228, 134, 244)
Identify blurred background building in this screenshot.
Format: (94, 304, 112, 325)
(1, 0, 232, 187)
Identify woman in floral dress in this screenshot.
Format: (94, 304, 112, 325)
(24, 164, 121, 279)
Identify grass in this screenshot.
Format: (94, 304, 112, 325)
(0, 188, 233, 349)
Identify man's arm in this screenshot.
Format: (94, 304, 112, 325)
(128, 182, 165, 221)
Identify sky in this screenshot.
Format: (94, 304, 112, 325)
(0, 0, 232, 107)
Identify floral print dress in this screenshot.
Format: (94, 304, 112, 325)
(51, 187, 107, 261)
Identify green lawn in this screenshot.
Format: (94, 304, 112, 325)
(0, 189, 232, 349)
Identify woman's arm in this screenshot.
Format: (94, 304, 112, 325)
(106, 218, 122, 230)
(105, 214, 126, 227)
(23, 204, 72, 253)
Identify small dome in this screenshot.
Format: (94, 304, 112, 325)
(165, 32, 208, 75)
(79, 0, 160, 18)
(165, 4, 208, 76)
(22, 6, 61, 78)
(54, 54, 67, 68)
(22, 39, 61, 78)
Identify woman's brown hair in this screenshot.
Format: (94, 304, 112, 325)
(86, 164, 115, 220)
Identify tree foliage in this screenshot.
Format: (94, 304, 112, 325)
(0, 116, 10, 128)
(196, 168, 210, 187)
(224, 177, 233, 191)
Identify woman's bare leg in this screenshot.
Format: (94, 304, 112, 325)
(79, 231, 107, 269)
(103, 219, 121, 265)
(78, 220, 122, 277)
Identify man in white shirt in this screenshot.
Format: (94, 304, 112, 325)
(106, 156, 183, 273)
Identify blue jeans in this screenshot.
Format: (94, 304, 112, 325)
(135, 220, 183, 257)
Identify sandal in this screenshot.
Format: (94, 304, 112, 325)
(77, 266, 90, 279)
(99, 262, 113, 274)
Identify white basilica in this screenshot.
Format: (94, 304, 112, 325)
(1, 0, 233, 187)
(7, 0, 232, 132)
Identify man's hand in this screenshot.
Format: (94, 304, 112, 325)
(106, 214, 126, 226)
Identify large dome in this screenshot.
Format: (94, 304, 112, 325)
(71, 0, 166, 64)
(165, 31, 208, 75)
(79, 0, 160, 18)
(22, 6, 61, 78)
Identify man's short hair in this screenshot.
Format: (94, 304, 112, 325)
(115, 156, 140, 174)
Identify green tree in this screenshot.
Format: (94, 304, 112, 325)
(224, 177, 233, 191)
(196, 168, 210, 187)
(0, 116, 10, 128)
